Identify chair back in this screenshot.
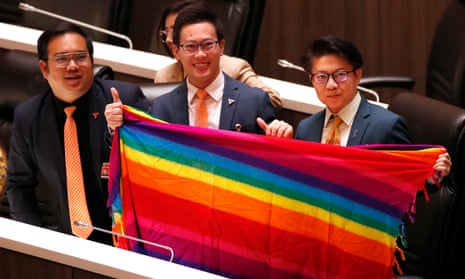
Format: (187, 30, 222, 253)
(139, 82, 182, 105)
(388, 92, 465, 278)
(358, 0, 465, 106)
(426, 0, 465, 108)
(207, 0, 265, 64)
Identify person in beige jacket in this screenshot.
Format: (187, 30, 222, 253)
(154, 0, 282, 111)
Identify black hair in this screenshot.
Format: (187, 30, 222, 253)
(37, 22, 94, 62)
(300, 35, 363, 73)
(157, 0, 208, 56)
(173, 8, 224, 46)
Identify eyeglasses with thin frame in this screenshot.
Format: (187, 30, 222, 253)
(310, 69, 355, 85)
(179, 40, 219, 55)
(48, 51, 89, 68)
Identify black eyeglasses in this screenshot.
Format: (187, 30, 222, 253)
(310, 70, 355, 85)
(179, 40, 219, 55)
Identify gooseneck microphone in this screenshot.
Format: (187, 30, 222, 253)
(277, 59, 306, 72)
(18, 2, 133, 49)
(73, 220, 174, 262)
(277, 59, 380, 103)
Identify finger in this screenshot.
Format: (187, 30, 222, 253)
(277, 123, 287, 138)
(272, 121, 290, 138)
(104, 102, 123, 130)
(111, 87, 121, 103)
(433, 162, 450, 177)
(284, 125, 294, 138)
(104, 103, 121, 117)
(269, 120, 282, 137)
(256, 117, 269, 135)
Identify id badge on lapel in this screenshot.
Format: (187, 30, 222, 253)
(101, 162, 109, 179)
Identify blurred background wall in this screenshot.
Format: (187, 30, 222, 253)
(127, 0, 449, 103)
(1, 0, 451, 102)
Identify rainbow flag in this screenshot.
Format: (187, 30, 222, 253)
(108, 105, 443, 279)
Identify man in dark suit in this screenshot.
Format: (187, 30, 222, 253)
(151, 74, 278, 133)
(295, 95, 412, 145)
(5, 22, 149, 245)
(106, 8, 292, 138)
(295, 35, 450, 178)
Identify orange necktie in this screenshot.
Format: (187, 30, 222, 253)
(194, 89, 209, 128)
(64, 106, 92, 238)
(326, 114, 343, 145)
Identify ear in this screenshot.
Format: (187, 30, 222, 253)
(354, 68, 362, 83)
(173, 45, 181, 61)
(167, 42, 176, 55)
(219, 39, 225, 55)
(38, 60, 49, 79)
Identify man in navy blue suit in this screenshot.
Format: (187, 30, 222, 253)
(295, 35, 451, 178)
(106, 8, 293, 138)
(6, 22, 149, 245)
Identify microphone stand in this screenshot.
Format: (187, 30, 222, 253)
(73, 221, 174, 262)
(18, 2, 133, 49)
(277, 59, 380, 103)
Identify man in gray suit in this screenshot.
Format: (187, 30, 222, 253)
(106, 8, 292, 138)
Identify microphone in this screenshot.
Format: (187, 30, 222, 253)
(277, 59, 380, 103)
(277, 59, 306, 72)
(73, 220, 174, 262)
(18, 2, 133, 49)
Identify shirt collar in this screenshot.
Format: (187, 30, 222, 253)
(187, 72, 224, 104)
(324, 93, 361, 127)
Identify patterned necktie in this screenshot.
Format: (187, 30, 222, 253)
(326, 114, 343, 145)
(64, 106, 92, 238)
(194, 89, 209, 128)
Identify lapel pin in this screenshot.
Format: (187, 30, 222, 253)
(92, 112, 99, 119)
(351, 129, 358, 137)
(228, 98, 235, 105)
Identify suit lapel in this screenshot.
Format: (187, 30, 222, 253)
(175, 83, 190, 124)
(37, 92, 66, 185)
(310, 111, 325, 142)
(347, 98, 370, 146)
(219, 75, 239, 130)
(87, 85, 106, 176)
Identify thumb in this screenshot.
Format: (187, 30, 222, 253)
(111, 87, 121, 103)
(256, 117, 268, 131)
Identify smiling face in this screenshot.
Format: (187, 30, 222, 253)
(172, 21, 224, 89)
(39, 32, 94, 103)
(311, 54, 362, 113)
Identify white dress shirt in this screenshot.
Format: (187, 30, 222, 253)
(187, 72, 224, 129)
(321, 93, 361, 146)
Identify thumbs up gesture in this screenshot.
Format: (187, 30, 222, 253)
(104, 87, 124, 131)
